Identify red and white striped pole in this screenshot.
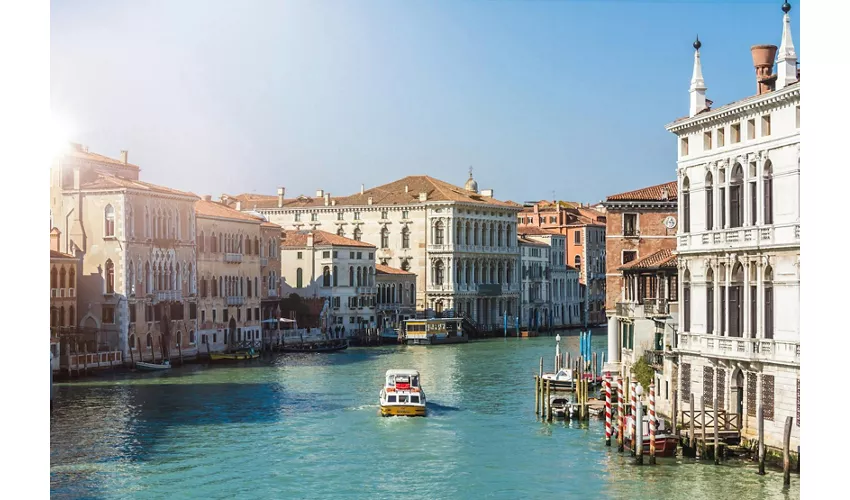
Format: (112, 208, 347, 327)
(630, 380, 637, 456)
(605, 378, 612, 446)
(617, 377, 624, 452)
(649, 383, 657, 465)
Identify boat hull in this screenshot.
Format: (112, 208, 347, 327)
(380, 404, 427, 417)
(632, 436, 678, 457)
(209, 352, 260, 362)
(406, 334, 468, 346)
(135, 362, 171, 371)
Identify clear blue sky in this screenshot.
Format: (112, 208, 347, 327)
(51, 0, 800, 204)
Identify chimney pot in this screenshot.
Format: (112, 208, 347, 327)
(50, 229, 61, 252)
(324, 193, 330, 206)
(277, 187, 285, 208)
(368, 197, 373, 205)
(204, 195, 212, 202)
(419, 192, 428, 202)
(235, 201, 242, 211)
(316, 189, 324, 198)
(331, 200, 337, 206)
(307, 232, 314, 247)
(120, 150, 128, 164)
(751, 44, 778, 95)
(405, 185, 409, 193)
(361, 184, 365, 195)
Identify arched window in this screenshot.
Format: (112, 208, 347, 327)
(706, 267, 714, 334)
(763, 161, 773, 225)
(730, 164, 744, 228)
(128, 263, 135, 295)
(506, 224, 512, 247)
(199, 231, 205, 252)
(433, 260, 445, 285)
(506, 262, 512, 285)
(247, 278, 252, 297)
(705, 172, 714, 231)
(489, 223, 495, 247)
(349, 266, 355, 286)
(473, 223, 479, 245)
(69, 306, 75, 327)
(323, 266, 331, 287)
(145, 207, 150, 238)
(730, 263, 744, 337)
(337, 227, 345, 237)
(211, 276, 218, 297)
(434, 221, 444, 245)
(357, 267, 363, 287)
(353, 227, 362, 241)
(51, 266, 58, 289)
(381, 227, 389, 249)
(211, 233, 217, 253)
(145, 262, 152, 294)
(764, 265, 774, 339)
(333, 266, 338, 287)
(69, 267, 75, 290)
(296, 268, 303, 288)
(59, 267, 66, 289)
(402, 226, 410, 249)
(456, 221, 463, 244)
(245, 235, 251, 255)
(465, 222, 472, 246)
(682, 177, 691, 233)
(59, 306, 65, 327)
(104, 204, 115, 237)
(498, 225, 504, 247)
(683, 270, 691, 332)
(254, 237, 259, 255)
(254, 277, 258, 296)
(189, 330, 196, 344)
(105, 259, 115, 294)
(574, 255, 581, 270)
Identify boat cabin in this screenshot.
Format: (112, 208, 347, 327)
(383, 369, 423, 405)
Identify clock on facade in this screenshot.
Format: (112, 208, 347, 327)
(663, 216, 677, 229)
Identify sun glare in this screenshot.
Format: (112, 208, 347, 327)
(48, 114, 74, 159)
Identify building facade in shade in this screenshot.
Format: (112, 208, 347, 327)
(518, 201, 607, 325)
(279, 230, 378, 337)
(517, 225, 582, 328)
(49, 144, 199, 360)
(225, 172, 522, 328)
(603, 181, 679, 418)
(259, 220, 283, 339)
(518, 236, 550, 330)
(375, 264, 417, 332)
(668, 4, 799, 450)
(195, 198, 278, 351)
(50, 229, 81, 370)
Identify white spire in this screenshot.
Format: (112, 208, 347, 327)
(776, 3, 798, 89)
(689, 37, 707, 117)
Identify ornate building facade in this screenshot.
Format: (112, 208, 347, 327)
(669, 4, 800, 450)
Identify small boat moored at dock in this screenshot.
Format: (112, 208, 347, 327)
(136, 360, 172, 371)
(541, 368, 574, 391)
(209, 349, 260, 362)
(626, 415, 679, 457)
(403, 318, 467, 345)
(279, 340, 348, 353)
(379, 369, 427, 417)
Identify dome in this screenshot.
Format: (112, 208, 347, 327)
(464, 169, 478, 193)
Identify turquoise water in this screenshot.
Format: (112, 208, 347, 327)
(50, 333, 799, 499)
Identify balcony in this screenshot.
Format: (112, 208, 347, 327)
(676, 333, 800, 366)
(427, 244, 519, 255)
(643, 349, 665, 369)
(616, 301, 644, 319)
(225, 253, 243, 263)
(676, 224, 797, 253)
(356, 286, 376, 295)
(260, 257, 268, 267)
(226, 296, 244, 306)
(153, 290, 183, 303)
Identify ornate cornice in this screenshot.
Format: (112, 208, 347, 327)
(666, 85, 800, 134)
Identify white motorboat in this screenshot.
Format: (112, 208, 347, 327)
(541, 368, 574, 391)
(135, 360, 171, 372)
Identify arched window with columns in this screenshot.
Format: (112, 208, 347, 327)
(683, 269, 691, 332)
(763, 161, 773, 225)
(682, 177, 691, 233)
(730, 164, 744, 228)
(433, 260, 444, 285)
(764, 265, 774, 339)
(456, 221, 463, 244)
(706, 267, 714, 334)
(434, 221, 444, 245)
(381, 227, 389, 249)
(705, 172, 714, 231)
(105, 259, 115, 294)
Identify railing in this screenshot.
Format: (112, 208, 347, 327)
(642, 298, 671, 316)
(226, 296, 244, 306)
(260, 257, 268, 267)
(427, 244, 519, 255)
(225, 253, 243, 263)
(643, 349, 665, 368)
(63, 351, 123, 370)
(676, 333, 800, 365)
(615, 301, 644, 318)
(267, 289, 278, 297)
(676, 224, 798, 252)
(154, 290, 183, 303)
(794, 225, 800, 239)
(356, 286, 376, 295)
(680, 408, 741, 432)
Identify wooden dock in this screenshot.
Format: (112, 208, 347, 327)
(679, 405, 741, 457)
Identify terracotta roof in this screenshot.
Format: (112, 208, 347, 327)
(80, 173, 197, 198)
(260, 221, 281, 229)
(228, 175, 520, 210)
(376, 264, 415, 276)
(517, 224, 563, 237)
(50, 250, 76, 259)
(195, 199, 265, 223)
(281, 229, 376, 249)
(619, 249, 677, 271)
(518, 236, 549, 247)
(607, 181, 678, 202)
(65, 146, 140, 169)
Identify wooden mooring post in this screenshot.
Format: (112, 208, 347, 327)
(129, 344, 135, 366)
(83, 344, 88, 375)
(672, 389, 678, 434)
(539, 357, 544, 377)
(630, 380, 637, 456)
(714, 397, 720, 465)
(699, 399, 706, 459)
(649, 383, 656, 465)
(783, 416, 793, 487)
(534, 376, 540, 417)
(689, 396, 695, 455)
(546, 379, 553, 422)
(758, 405, 765, 475)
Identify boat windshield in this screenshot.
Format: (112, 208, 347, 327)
(411, 376, 419, 387)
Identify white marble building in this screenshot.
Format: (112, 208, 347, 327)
(518, 226, 581, 328)
(227, 172, 522, 328)
(518, 236, 550, 329)
(668, 4, 800, 451)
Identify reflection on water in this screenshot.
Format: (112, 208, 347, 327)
(51, 332, 798, 499)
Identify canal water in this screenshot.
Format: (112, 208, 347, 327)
(51, 333, 799, 499)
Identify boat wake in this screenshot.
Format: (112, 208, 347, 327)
(425, 402, 461, 414)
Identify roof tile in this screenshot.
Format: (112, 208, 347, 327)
(607, 181, 678, 202)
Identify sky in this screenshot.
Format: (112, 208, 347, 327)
(50, 0, 801, 204)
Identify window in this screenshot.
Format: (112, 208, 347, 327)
(622, 251, 637, 264)
(333, 266, 338, 286)
(682, 177, 691, 233)
(761, 114, 771, 136)
(247, 308, 252, 321)
(104, 205, 116, 237)
(705, 172, 714, 230)
(297, 251, 303, 259)
(337, 227, 345, 237)
(706, 268, 714, 334)
(357, 252, 362, 259)
(747, 118, 756, 140)
(764, 266, 774, 339)
(381, 210, 388, 219)
(369, 253, 373, 259)
(434, 221, 444, 245)
(323, 251, 330, 259)
(683, 271, 691, 332)
(401, 226, 410, 249)
(102, 305, 115, 324)
(354, 212, 361, 220)
(401, 260, 410, 272)
(763, 162, 773, 225)
(730, 164, 744, 228)
(296, 268, 303, 288)
(294, 213, 301, 222)
(323, 266, 331, 287)
(105, 259, 115, 294)
(731, 123, 741, 143)
(717, 128, 725, 147)
(402, 210, 409, 219)
(337, 212, 344, 221)
(129, 303, 137, 323)
(333, 251, 338, 258)
(680, 137, 689, 156)
(623, 214, 637, 236)
(353, 227, 362, 241)
(703, 131, 712, 151)
(574, 231, 581, 245)
(574, 255, 581, 270)
(189, 303, 197, 320)
(381, 228, 389, 248)
(311, 213, 318, 222)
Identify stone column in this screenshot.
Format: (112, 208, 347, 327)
(608, 315, 619, 363)
(743, 261, 751, 337)
(756, 259, 764, 339)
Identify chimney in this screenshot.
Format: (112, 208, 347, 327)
(277, 187, 285, 208)
(419, 192, 428, 202)
(50, 229, 61, 252)
(482, 189, 494, 198)
(316, 189, 324, 198)
(324, 193, 330, 206)
(331, 200, 337, 206)
(751, 44, 778, 95)
(361, 184, 365, 195)
(661, 187, 669, 200)
(235, 200, 242, 211)
(221, 194, 229, 205)
(307, 232, 314, 248)
(368, 197, 373, 205)
(120, 150, 128, 164)
(204, 194, 212, 202)
(405, 185, 409, 193)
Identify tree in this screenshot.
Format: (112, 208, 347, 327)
(632, 357, 654, 393)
